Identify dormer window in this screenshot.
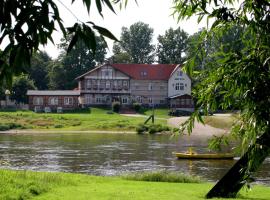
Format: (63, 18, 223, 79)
(177, 71, 183, 76)
(101, 68, 113, 79)
(140, 71, 147, 77)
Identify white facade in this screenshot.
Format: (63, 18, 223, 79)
(168, 66, 191, 98)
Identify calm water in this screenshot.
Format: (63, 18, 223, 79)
(0, 132, 269, 184)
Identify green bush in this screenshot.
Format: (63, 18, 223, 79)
(0, 123, 24, 131)
(0, 124, 10, 131)
(136, 124, 148, 134)
(133, 103, 141, 112)
(136, 124, 170, 134)
(112, 101, 121, 113)
(122, 171, 202, 183)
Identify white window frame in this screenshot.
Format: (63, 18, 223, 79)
(122, 97, 128, 104)
(180, 83, 184, 90)
(175, 83, 180, 90)
(106, 81, 110, 89)
(86, 79, 91, 89)
(48, 97, 59, 105)
(85, 94, 91, 104)
(148, 97, 153, 104)
(148, 83, 153, 91)
(101, 68, 113, 79)
(33, 97, 43, 105)
(64, 97, 73, 105)
(96, 97, 102, 103)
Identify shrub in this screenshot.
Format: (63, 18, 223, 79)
(112, 101, 121, 113)
(54, 124, 63, 128)
(0, 124, 10, 131)
(0, 123, 24, 131)
(133, 103, 141, 112)
(136, 124, 148, 134)
(122, 171, 202, 183)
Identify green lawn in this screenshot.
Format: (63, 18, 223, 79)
(0, 108, 168, 131)
(0, 169, 269, 200)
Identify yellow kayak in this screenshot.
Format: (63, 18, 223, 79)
(174, 152, 234, 159)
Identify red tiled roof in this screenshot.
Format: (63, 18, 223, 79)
(111, 64, 179, 80)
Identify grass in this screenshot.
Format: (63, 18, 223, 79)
(0, 108, 167, 131)
(204, 114, 237, 130)
(0, 169, 269, 200)
(121, 170, 202, 183)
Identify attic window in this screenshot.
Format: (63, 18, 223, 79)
(140, 71, 147, 77)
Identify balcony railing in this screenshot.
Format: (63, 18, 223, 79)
(81, 88, 131, 94)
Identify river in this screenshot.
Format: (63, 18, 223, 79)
(0, 132, 269, 184)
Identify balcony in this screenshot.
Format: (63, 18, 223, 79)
(80, 87, 131, 94)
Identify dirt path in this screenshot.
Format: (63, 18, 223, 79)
(167, 117, 227, 137)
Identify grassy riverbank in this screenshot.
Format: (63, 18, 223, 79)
(0, 169, 269, 200)
(0, 108, 168, 132)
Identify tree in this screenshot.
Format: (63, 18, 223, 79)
(0, 0, 121, 87)
(113, 22, 155, 63)
(27, 51, 51, 89)
(173, 0, 270, 198)
(48, 36, 107, 90)
(10, 74, 36, 103)
(110, 42, 132, 63)
(47, 61, 67, 90)
(156, 27, 188, 64)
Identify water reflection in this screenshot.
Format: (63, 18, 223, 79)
(0, 133, 269, 184)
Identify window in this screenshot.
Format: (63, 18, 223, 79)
(106, 81, 110, 89)
(122, 97, 128, 104)
(64, 97, 73, 105)
(148, 83, 153, 90)
(140, 71, 147, 77)
(175, 83, 184, 90)
(137, 96, 142, 103)
(180, 83, 184, 90)
(85, 94, 91, 104)
(123, 81, 128, 90)
(86, 79, 91, 89)
(175, 83, 180, 90)
(48, 97, 58, 105)
(180, 99, 185, 106)
(160, 85, 164, 90)
(113, 80, 117, 89)
(101, 68, 113, 78)
(177, 71, 183, 76)
(148, 97, 152, 104)
(134, 83, 139, 89)
(96, 97, 102, 103)
(160, 99, 165, 104)
(33, 97, 43, 105)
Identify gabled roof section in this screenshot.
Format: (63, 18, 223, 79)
(111, 64, 178, 80)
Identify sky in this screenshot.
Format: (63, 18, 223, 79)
(42, 0, 206, 59)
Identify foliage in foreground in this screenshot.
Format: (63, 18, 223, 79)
(0, 169, 269, 200)
(122, 171, 202, 183)
(174, 0, 270, 198)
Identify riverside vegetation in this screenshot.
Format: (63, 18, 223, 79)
(1, 169, 270, 200)
(0, 108, 236, 133)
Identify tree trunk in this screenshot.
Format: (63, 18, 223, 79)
(206, 131, 270, 198)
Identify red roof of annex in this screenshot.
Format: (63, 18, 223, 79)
(111, 64, 179, 80)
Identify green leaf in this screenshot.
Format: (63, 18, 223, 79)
(93, 25, 118, 41)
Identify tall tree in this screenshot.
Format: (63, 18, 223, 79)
(48, 36, 107, 89)
(174, 0, 270, 198)
(10, 74, 36, 103)
(0, 0, 121, 86)
(27, 51, 51, 89)
(113, 22, 155, 63)
(157, 27, 188, 64)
